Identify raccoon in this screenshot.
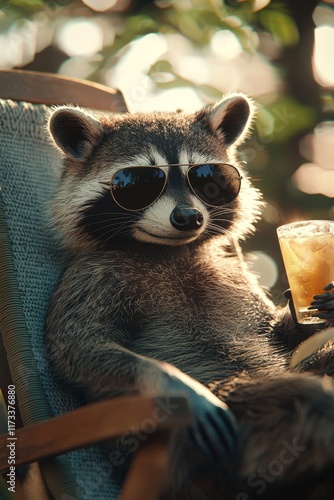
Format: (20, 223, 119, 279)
(45, 94, 334, 499)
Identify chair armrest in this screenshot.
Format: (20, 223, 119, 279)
(0, 395, 190, 472)
(120, 430, 171, 500)
(0, 69, 128, 112)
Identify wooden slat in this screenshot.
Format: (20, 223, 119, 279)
(0, 70, 128, 112)
(121, 432, 170, 500)
(0, 395, 190, 473)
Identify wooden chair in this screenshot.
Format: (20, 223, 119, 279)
(0, 70, 191, 500)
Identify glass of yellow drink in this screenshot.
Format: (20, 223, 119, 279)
(277, 220, 334, 324)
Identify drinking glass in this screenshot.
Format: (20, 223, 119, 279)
(277, 220, 334, 324)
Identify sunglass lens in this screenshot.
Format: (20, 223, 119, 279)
(188, 164, 241, 206)
(111, 167, 166, 210)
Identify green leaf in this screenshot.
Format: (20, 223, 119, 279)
(259, 8, 299, 46)
(262, 97, 316, 142)
(7, 0, 45, 8)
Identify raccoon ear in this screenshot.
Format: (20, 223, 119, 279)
(48, 107, 103, 160)
(206, 94, 254, 147)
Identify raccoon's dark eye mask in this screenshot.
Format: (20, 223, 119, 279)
(103, 163, 242, 212)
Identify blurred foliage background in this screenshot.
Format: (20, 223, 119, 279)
(1, 0, 334, 301)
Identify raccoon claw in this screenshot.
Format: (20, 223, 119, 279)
(309, 297, 334, 310)
(165, 372, 238, 462)
(187, 425, 223, 462)
(207, 406, 238, 457)
(324, 281, 334, 291)
(187, 404, 238, 462)
(190, 397, 238, 462)
(308, 282, 334, 321)
(284, 287, 334, 329)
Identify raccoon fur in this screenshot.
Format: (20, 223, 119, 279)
(45, 94, 334, 500)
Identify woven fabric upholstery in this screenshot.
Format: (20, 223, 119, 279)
(0, 99, 120, 499)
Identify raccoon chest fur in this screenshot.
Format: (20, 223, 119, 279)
(134, 285, 275, 382)
(64, 244, 278, 385)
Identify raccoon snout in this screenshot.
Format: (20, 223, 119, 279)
(170, 204, 204, 232)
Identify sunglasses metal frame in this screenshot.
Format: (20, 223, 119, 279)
(102, 163, 242, 212)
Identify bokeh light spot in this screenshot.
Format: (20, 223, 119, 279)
(57, 19, 103, 57)
(82, 0, 117, 11)
(210, 30, 242, 61)
(313, 25, 334, 87)
(247, 251, 278, 288)
(299, 122, 334, 170)
(292, 163, 334, 198)
(133, 87, 203, 112)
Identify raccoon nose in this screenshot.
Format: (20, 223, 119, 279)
(170, 204, 204, 231)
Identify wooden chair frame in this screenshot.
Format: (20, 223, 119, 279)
(0, 70, 191, 500)
(0, 69, 128, 112)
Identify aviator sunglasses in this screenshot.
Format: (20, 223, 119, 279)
(107, 163, 242, 212)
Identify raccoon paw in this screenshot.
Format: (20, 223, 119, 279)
(166, 372, 238, 462)
(309, 281, 334, 322)
(186, 396, 238, 463)
(284, 288, 332, 332)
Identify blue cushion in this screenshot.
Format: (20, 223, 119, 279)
(0, 99, 120, 499)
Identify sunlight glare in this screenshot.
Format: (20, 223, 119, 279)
(253, 0, 271, 12)
(106, 33, 168, 111)
(292, 163, 334, 197)
(299, 123, 334, 170)
(57, 19, 103, 57)
(82, 0, 117, 11)
(313, 25, 334, 87)
(247, 251, 278, 288)
(211, 30, 242, 61)
(135, 87, 203, 112)
(175, 55, 211, 85)
(59, 56, 101, 79)
(313, 4, 334, 27)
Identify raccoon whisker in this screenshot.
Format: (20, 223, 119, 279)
(85, 223, 131, 237)
(209, 224, 234, 237)
(206, 225, 223, 235)
(208, 213, 235, 224)
(102, 232, 125, 244)
(84, 230, 131, 244)
(81, 225, 132, 238)
(103, 227, 131, 245)
(79, 215, 134, 238)
(209, 219, 233, 228)
(80, 212, 134, 223)
(207, 223, 234, 238)
(207, 228, 226, 238)
(144, 206, 163, 221)
(211, 204, 235, 210)
(209, 209, 235, 217)
(82, 219, 133, 228)
(90, 227, 131, 245)
(210, 217, 234, 224)
(80, 212, 134, 220)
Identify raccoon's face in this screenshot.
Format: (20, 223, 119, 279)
(48, 94, 261, 252)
